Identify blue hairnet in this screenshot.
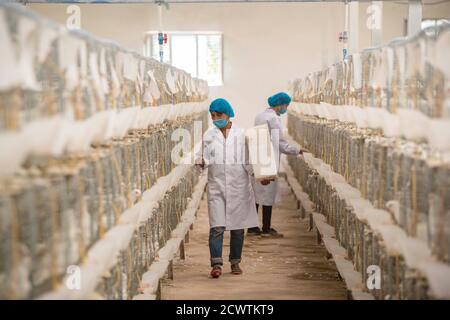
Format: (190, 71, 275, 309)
(209, 98, 235, 118)
(268, 92, 291, 107)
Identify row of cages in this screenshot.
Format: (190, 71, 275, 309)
(289, 24, 450, 119)
(288, 114, 450, 263)
(287, 23, 449, 299)
(288, 154, 433, 300)
(288, 112, 450, 263)
(0, 3, 209, 132)
(96, 166, 200, 300)
(0, 112, 208, 299)
(0, 4, 210, 299)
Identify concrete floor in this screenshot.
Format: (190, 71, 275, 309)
(161, 178, 347, 300)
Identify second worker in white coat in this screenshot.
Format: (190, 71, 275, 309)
(248, 92, 307, 237)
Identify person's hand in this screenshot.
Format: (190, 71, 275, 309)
(260, 178, 274, 185)
(195, 157, 205, 169)
(299, 148, 309, 155)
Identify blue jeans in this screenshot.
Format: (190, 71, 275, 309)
(209, 227, 244, 267)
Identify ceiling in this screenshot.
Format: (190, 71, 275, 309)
(14, 0, 448, 5)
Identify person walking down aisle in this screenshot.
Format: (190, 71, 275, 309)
(196, 98, 271, 278)
(248, 92, 308, 238)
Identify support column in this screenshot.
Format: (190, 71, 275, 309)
(370, 1, 383, 47)
(349, 1, 359, 55)
(321, 3, 331, 68)
(408, 0, 422, 37)
(343, 1, 350, 59)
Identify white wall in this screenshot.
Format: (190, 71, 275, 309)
(353, 1, 450, 52)
(28, 2, 450, 128)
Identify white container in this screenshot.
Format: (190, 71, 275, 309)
(245, 124, 278, 181)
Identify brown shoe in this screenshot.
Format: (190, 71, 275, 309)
(231, 263, 243, 275)
(210, 265, 222, 278)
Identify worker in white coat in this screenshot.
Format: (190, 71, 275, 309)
(196, 98, 270, 278)
(248, 92, 307, 237)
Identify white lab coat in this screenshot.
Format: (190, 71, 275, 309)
(253, 108, 299, 206)
(201, 125, 258, 230)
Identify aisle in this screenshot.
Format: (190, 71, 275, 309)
(161, 178, 347, 300)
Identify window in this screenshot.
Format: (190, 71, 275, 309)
(144, 32, 223, 86)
